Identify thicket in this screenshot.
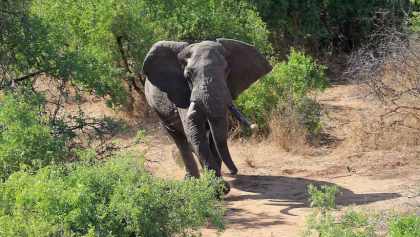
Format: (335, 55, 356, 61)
(246, 0, 412, 56)
(0, 157, 225, 237)
(342, 1, 420, 151)
(236, 50, 327, 146)
(0, 92, 68, 181)
(28, 0, 270, 99)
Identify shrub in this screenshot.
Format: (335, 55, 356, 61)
(236, 49, 327, 135)
(389, 215, 420, 237)
(0, 156, 225, 237)
(307, 184, 338, 211)
(303, 184, 420, 237)
(303, 210, 376, 237)
(411, 11, 420, 32)
(303, 184, 376, 237)
(0, 93, 68, 181)
(246, 0, 411, 55)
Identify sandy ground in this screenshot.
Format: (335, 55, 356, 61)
(141, 84, 420, 237)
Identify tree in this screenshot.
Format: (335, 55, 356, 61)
(246, 0, 411, 56)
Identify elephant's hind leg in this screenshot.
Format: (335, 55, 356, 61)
(166, 129, 200, 178)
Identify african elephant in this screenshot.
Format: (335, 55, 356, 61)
(142, 39, 272, 181)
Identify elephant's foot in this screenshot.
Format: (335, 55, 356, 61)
(215, 179, 231, 199)
(184, 173, 200, 180)
(229, 167, 238, 176)
(222, 180, 231, 194)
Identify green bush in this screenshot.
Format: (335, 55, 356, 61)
(304, 184, 375, 237)
(307, 184, 338, 211)
(246, 0, 411, 55)
(0, 93, 68, 181)
(389, 215, 420, 237)
(303, 210, 376, 237)
(0, 156, 224, 237)
(304, 209, 420, 237)
(411, 11, 420, 32)
(303, 184, 420, 237)
(236, 49, 327, 132)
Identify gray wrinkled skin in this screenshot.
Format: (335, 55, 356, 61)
(142, 39, 272, 187)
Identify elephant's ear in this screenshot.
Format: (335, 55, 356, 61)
(142, 41, 190, 106)
(216, 38, 272, 99)
(142, 41, 189, 89)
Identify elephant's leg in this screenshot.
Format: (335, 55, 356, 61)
(208, 116, 238, 175)
(183, 103, 221, 177)
(208, 130, 222, 172)
(166, 129, 200, 178)
(208, 130, 230, 194)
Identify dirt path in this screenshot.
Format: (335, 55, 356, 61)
(144, 84, 420, 237)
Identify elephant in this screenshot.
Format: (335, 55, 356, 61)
(142, 38, 272, 183)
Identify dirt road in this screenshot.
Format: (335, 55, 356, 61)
(144, 84, 420, 237)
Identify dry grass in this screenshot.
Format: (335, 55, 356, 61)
(345, 32, 420, 151)
(355, 109, 420, 151)
(268, 110, 309, 153)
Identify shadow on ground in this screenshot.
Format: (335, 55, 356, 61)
(225, 175, 401, 221)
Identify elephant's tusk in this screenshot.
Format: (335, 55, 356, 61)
(228, 104, 258, 131)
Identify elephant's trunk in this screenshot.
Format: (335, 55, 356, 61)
(228, 104, 258, 131)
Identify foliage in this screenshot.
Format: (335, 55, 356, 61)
(236, 49, 327, 134)
(307, 184, 339, 211)
(29, 0, 271, 84)
(0, 0, 127, 105)
(246, 0, 411, 55)
(304, 184, 375, 237)
(0, 92, 68, 181)
(134, 129, 148, 144)
(0, 156, 225, 237)
(389, 215, 420, 237)
(141, 0, 272, 54)
(2, 0, 271, 103)
(303, 184, 420, 237)
(303, 210, 376, 237)
(410, 11, 420, 32)
(304, 209, 420, 237)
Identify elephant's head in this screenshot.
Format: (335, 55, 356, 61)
(142, 39, 272, 109)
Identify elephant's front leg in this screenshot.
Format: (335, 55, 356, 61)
(208, 114, 238, 175)
(183, 102, 221, 176)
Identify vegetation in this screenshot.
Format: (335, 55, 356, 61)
(307, 184, 338, 211)
(0, 157, 225, 237)
(2, 0, 270, 98)
(0, 92, 68, 181)
(303, 184, 420, 237)
(389, 215, 420, 237)
(246, 0, 411, 56)
(236, 49, 327, 141)
(1, 0, 420, 235)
